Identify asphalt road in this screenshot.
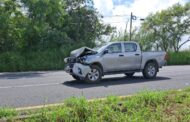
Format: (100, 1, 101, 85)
(0, 65, 190, 108)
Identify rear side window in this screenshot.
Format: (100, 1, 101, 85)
(107, 43, 122, 53)
(124, 43, 137, 52)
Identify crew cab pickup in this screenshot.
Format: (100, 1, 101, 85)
(64, 41, 167, 83)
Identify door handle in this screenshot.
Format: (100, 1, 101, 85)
(135, 53, 140, 56)
(119, 54, 124, 57)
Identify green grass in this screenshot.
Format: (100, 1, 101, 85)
(0, 108, 17, 119)
(1, 87, 190, 122)
(168, 51, 190, 65)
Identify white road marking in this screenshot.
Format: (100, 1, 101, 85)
(0, 83, 61, 89)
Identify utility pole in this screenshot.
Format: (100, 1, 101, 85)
(129, 12, 137, 41)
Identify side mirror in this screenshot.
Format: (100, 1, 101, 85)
(103, 49, 109, 55)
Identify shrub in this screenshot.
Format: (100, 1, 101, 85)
(168, 51, 190, 65)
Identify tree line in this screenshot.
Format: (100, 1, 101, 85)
(0, 0, 114, 52)
(1, 1, 189, 53)
(111, 2, 190, 52)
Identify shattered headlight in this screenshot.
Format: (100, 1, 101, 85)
(64, 57, 77, 63)
(64, 58, 68, 63)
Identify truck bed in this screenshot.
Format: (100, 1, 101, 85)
(141, 51, 166, 68)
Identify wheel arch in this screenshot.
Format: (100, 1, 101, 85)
(90, 62, 104, 75)
(144, 59, 159, 71)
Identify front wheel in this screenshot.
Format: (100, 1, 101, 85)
(85, 65, 102, 83)
(143, 62, 158, 79)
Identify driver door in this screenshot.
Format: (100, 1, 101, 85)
(101, 43, 124, 72)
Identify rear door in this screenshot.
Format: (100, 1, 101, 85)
(121, 42, 142, 70)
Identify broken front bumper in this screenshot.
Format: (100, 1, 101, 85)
(64, 63, 91, 78)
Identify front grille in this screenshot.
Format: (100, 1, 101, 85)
(67, 57, 77, 63)
(69, 63, 74, 68)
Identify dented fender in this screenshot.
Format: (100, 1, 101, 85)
(73, 63, 91, 78)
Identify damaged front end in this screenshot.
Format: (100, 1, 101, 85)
(64, 47, 97, 78)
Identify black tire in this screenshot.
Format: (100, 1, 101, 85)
(85, 65, 102, 83)
(125, 72, 135, 77)
(72, 75, 82, 81)
(143, 62, 158, 79)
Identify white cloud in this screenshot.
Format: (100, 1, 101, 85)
(93, 0, 190, 49)
(93, 0, 188, 30)
(93, 0, 114, 16)
(130, 0, 187, 17)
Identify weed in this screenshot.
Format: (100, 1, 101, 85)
(0, 108, 17, 119)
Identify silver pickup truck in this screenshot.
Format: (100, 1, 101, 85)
(64, 41, 167, 83)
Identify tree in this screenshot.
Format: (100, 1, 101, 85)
(167, 3, 190, 52)
(110, 22, 137, 42)
(20, 0, 114, 50)
(0, 0, 116, 72)
(64, 0, 114, 47)
(0, 0, 26, 51)
(0, 0, 115, 52)
(141, 2, 190, 52)
(20, 0, 68, 50)
(133, 29, 156, 51)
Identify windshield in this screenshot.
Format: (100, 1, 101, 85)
(93, 43, 108, 53)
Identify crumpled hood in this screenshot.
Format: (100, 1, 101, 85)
(70, 47, 97, 57)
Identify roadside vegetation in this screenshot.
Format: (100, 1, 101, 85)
(0, 0, 114, 72)
(0, 50, 66, 72)
(0, 1, 189, 72)
(0, 108, 17, 119)
(1, 87, 190, 122)
(168, 51, 190, 65)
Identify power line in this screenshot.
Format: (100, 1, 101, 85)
(103, 15, 131, 17)
(102, 14, 143, 18)
(70, 20, 142, 24)
(104, 21, 129, 23)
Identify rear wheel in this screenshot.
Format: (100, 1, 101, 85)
(143, 62, 157, 79)
(85, 65, 102, 83)
(125, 72, 135, 77)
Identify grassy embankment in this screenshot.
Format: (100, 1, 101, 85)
(0, 87, 190, 122)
